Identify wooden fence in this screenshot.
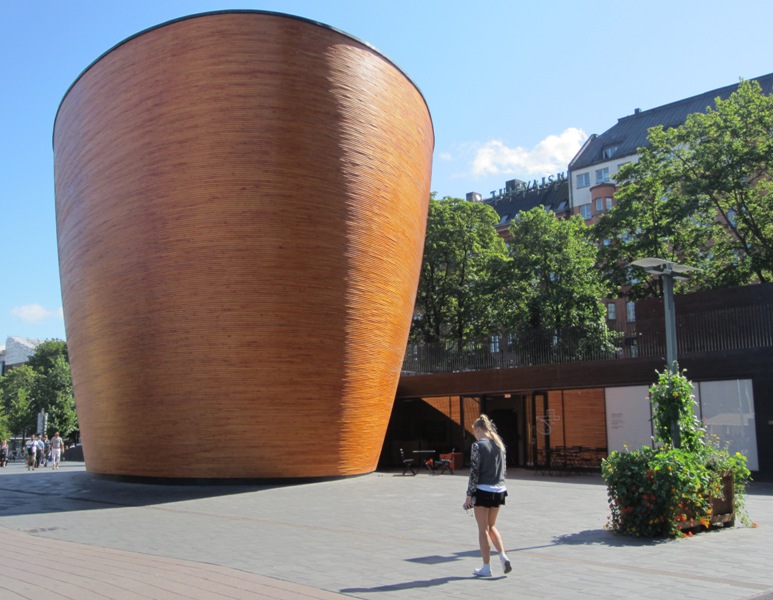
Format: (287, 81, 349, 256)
(402, 304, 773, 375)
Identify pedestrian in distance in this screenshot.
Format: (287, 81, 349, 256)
(25, 437, 37, 471)
(35, 435, 45, 468)
(50, 432, 64, 470)
(43, 435, 51, 467)
(463, 414, 512, 577)
(0, 440, 7, 467)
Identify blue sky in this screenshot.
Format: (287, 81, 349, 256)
(2, 0, 773, 343)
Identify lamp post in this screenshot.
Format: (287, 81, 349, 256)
(630, 258, 697, 448)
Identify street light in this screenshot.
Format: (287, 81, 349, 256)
(630, 258, 698, 449)
(629, 258, 698, 372)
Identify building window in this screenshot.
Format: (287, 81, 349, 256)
(490, 336, 500, 353)
(605, 197, 614, 210)
(595, 167, 610, 184)
(580, 204, 592, 219)
(603, 146, 618, 159)
(626, 301, 636, 323)
(607, 302, 616, 320)
(602, 146, 617, 160)
(595, 198, 604, 213)
(576, 172, 590, 188)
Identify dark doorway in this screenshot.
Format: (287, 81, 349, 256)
(488, 408, 520, 467)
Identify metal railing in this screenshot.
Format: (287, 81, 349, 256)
(401, 304, 773, 376)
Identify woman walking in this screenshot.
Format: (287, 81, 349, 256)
(463, 414, 512, 577)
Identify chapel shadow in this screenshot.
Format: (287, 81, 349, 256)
(0, 464, 353, 518)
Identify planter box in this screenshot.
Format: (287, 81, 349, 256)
(710, 471, 735, 527)
(679, 471, 735, 532)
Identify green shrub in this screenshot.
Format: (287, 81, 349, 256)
(603, 446, 720, 537)
(602, 367, 752, 538)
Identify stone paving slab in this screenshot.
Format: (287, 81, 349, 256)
(0, 524, 345, 599)
(0, 460, 771, 599)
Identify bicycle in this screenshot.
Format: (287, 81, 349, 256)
(8, 449, 25, 463)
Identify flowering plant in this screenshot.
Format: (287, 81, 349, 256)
(601, 367, 752, 538)
(649, 366, 704, 452)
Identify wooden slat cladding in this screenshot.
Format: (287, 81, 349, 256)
(53, 12, 434, 479)
(561, 389, 607, 450)
(546, 390, 565, 448)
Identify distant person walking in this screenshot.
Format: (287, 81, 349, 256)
(0, 440, 7, 467)
(35, 435, 45, 468)
(50, 432, 64, 470)
(463, 414, 512, 577)
(25, 437, 37, 470)
(43, 435, 51, 467)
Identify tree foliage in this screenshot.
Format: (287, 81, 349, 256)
(0, 413, 11, 443)
(411, 200, 615, 355)
(34, 353, 77, 437)
(505, 208, 616, 355)
(26, 339, 69, 371)
(0, 340, 77, 437)
(507, 208, 611, 330)
(0, 364, 37, 438)
(411, 197, 510, 348)
(596, 79, 773, 298)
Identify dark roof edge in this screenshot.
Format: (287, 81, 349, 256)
(568, 133, 597, 170)
(53, 9, 433, 148)
(615, 73, 773, 124)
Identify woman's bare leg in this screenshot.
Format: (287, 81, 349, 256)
(487, 507, 505, 554)
(474, 506, 492, 563)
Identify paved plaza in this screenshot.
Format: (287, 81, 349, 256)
(0, 460, 771, 599)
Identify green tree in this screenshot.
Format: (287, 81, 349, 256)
(34, 354, 77, 437)
(597, 79, 773, 298)
(675, 79, 773, 283)
(0, 412, 12, 443)
(26, 339, 69, 371)
(506, 207, 616, 355)
(411, 196, 510, 348)
(26, 340, 77, 437)
(0, 364, 37, 437)
(595, 150, 723, 300)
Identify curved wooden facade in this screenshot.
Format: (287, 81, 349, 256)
(53, 11, 434, 479)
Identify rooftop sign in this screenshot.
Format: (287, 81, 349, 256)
(490, 172, 566, 199)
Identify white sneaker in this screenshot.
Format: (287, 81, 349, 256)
(473, 564, 491, 577)
(500, 554, 512, 574)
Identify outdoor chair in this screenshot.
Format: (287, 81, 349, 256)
(400, 448, 416, 476)
(432, 448, 455, 475)
(534, 449, 550, 475)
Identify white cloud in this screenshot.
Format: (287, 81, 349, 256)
(471, 127, 587, 178)
(439, 151, 453, 161)
(11, 304, 63, 323)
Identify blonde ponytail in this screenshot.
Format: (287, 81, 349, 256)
(473, 414, 505, 453)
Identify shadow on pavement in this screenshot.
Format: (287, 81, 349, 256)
(0, 463, 321, 518)
(552, 528, 670, 547)
(405, 549, 479, 565)
(340, 574, 503, 594)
